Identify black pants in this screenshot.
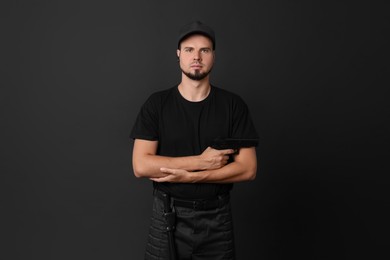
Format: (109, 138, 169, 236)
(145, 191, 236, 260)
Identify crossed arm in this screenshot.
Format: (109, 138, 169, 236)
(132, 139, 257, 183)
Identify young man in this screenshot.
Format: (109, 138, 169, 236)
(130, 21, 258, 260)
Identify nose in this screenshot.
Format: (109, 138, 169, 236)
(193, 51, 202, 61)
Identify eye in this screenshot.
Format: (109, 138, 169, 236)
(201, 49, 210, 53)
(184, 48, 193, 52)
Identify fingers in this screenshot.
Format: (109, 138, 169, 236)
(150, 176, 169, 182)
(205, 146, 235, 154)
(216, 148, 236, 155)
(160, 167, 183, 174)
(207, 148, 234, 169)
(151, 168, 174, 182)
(208, 147, 236, 154)
(160, 167, 171, 173)
(220, 155, 230, 166)
(153, 168, 189, 183)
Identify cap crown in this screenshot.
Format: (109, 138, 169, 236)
(177, 21, 216, 50)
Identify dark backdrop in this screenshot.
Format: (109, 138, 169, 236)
(1, 1, 388, 259)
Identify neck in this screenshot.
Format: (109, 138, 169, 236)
(178, 74, 211, 102)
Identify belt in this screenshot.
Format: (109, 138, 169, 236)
(154, 189, 230, 210)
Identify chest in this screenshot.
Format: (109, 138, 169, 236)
(159, 100, 233, 153)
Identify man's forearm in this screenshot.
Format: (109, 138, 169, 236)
(133, 154, 203, 178)
(192, 160, 256, 183)
(156, 160, 257, 184)
(190, 147, 258, 183)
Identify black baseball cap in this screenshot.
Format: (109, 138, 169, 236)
(177, 21, 216, 50)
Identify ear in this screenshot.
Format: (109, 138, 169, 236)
(176, 49, 180, 58)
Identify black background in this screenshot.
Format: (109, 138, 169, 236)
(1, 1, 389, 259)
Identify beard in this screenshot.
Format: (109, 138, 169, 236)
(182, 67, 212, 81)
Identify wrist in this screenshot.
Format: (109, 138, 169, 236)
(195, 155, 207, 171)
(190, 169, 209, 183)
(188, 171, 196, 183)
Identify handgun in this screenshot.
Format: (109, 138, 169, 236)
(210, 138, 258, 153)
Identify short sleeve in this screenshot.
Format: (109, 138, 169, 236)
(130, 95, 159, 141)
(231, 96, 259, 142)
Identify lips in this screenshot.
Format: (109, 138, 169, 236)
(191, 64, 203, 69)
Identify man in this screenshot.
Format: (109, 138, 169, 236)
(130, 21, 258, 260)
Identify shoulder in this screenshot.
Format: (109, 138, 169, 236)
(147, 86, 176, 101)
(212, 85, 247, 105)
(143, 86, 177, 107)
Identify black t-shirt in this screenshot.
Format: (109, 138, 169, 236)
(130, 85, 258, 199)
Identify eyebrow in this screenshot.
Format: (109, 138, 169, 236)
(182, 47, 211, 50)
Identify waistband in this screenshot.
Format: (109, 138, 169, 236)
(154, 188, 230, 210)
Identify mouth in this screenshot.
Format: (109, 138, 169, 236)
(191, 64, 203, 69)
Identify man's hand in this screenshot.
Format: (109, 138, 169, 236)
(150, 168, 193, 183)
(198, 147, 235, 170)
